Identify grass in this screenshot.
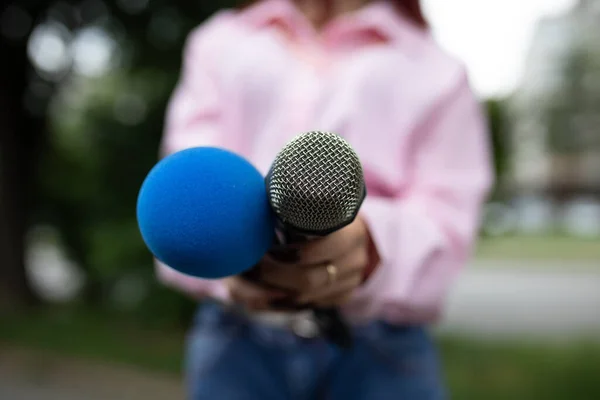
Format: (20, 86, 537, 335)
(1, 309, 600, 399)
(475, 235, 600, 262)
(440, 338, 600, 399)
(0, 308, 185, 374)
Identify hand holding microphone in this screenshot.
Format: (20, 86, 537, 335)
(224, 214, 371, 312)
(257, 131, 367, 347)
(137, 131, 368, 348)
(258, 216, 370, 307)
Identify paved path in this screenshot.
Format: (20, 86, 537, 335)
(438, 260, 600, 341)
(0, 347, 184, 400)
(0, 382, 81, 400)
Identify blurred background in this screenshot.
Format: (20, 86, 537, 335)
(1, 0, 599, 399)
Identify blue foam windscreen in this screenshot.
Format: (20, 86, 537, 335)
(136, 147, 275, 279)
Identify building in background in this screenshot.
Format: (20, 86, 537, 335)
(508, 0, 600, 200)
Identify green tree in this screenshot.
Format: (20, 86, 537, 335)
(0, 1, 52, 310)
(1, 0, 233, 321)
(485, 98, 509, 196)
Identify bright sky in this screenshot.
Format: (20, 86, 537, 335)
(422, 0, 578, 98)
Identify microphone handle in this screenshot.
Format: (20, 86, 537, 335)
(241, 225, 354, 348)
(274, 227, 354, 349)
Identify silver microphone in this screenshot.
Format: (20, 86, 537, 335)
(265, 131, 367, 348)
(266, 130, 366, 237)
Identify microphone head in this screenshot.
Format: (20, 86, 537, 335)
(137, 147, 275, 279)
(266, 131, 366, 236)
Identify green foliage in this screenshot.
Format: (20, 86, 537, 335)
(36, 67, 194, 321)
(545, 43, 600, 154)
(31, 0, 232, 322)
(485, 98, 509, 185)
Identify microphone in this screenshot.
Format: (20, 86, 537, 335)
(136, 146, 275, 279)
(265, 131, 367, 348)
(136, 133, 365, 349)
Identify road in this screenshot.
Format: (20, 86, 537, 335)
(438, 260, 600, 341)
(0, 383, 79, 400)
(0, 347, 184, 400)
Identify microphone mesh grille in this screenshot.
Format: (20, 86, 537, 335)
(267, 131, 365, 233)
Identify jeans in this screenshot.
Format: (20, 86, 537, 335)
(185, 302, 447, 400)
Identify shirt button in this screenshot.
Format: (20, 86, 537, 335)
(291, 316, 320, 339)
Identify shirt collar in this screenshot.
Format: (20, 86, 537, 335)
(240, 0, 419, 43)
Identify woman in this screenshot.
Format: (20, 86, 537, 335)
(157, 0, 493, 398)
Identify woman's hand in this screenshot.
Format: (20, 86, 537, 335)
(258, 216, 372, 307)
(224, 276, 289, 311)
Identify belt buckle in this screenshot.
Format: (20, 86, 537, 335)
(289, 314, 320, 339)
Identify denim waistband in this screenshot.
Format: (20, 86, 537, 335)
(191, 301, 425, 349)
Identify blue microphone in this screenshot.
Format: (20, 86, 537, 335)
(136, 147, 275, 279)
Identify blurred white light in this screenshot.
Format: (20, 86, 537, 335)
(562, 198, 600, 238)
(513, 195, 555, 234)
(26, 226, 84, 303)
(482, 202, 517, 236)
(27, 22, 72, 79)
(71, 27, 117, 77)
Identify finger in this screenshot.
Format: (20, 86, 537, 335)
(295, 273, 363, 305)
(227, 277, 287, 310)
(297, 223, 366, 265)
(310, 251, 369, 307)
(258, 262, 329, 292)
(313, 291, 354, 307)
(330, 245, 369, 277)
(259, 248, 365, 293)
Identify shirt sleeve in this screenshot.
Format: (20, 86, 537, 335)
(161, 11, 231, 156)
(344, 72, 494, 324)
(154, 12, 234, 302)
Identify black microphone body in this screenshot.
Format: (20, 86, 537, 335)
(267, 219, 356, 349)
(261, 131, 367, 349)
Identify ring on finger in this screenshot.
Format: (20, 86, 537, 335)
(326, 264, 338, 285)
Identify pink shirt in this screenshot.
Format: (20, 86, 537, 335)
(156, 0, 493, 325)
